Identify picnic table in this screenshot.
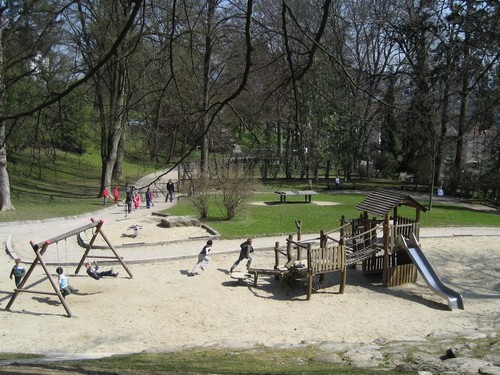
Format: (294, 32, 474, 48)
(274, 190, 318, 203)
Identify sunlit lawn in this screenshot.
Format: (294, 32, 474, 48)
(165, 192, 499, 239)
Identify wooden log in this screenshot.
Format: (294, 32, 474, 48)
(13, 289, 58, 296)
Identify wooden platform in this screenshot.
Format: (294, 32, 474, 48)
(247, 267, 288, 286)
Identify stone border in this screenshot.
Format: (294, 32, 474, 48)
(77, 223, 220, 250)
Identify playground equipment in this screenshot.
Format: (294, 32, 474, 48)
(248, 189, 464, 309)
(248, 221, 383, 299)
(397, 233, 464, 310)
(5, 218, 132, 317)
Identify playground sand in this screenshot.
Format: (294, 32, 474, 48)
(0, 234, 499, 357)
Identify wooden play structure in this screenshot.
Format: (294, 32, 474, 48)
(5, 218, 133, 317)
(248, 189, 428, 300)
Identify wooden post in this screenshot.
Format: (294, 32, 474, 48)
(35, 247, 73, 317)
(307, 243, 312, 300)
(75, 221, 103, 274)
(295, 220, 302, 241)
(340, 215, 346, 245)
(319, 230, 325, 248)
(382, 212, 390, 286)
(415, 208, 421, 239)
(5, 241, 72, 317)
(286, 234, 293, 262)
(4, 241, 41, 312)
(319, 233, 325, 283)
(274, 242, 280, 269)
(93, 220, 134, 279)
(339, 264, 347, 294)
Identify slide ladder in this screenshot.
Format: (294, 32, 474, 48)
(397, 233, 464, 311)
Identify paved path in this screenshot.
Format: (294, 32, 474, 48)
(1, 169, 499, 266)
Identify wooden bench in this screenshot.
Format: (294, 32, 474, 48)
(274, 190, 318, 203)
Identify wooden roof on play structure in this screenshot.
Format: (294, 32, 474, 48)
(355, 188, 428, 217)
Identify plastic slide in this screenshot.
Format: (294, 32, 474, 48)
(397, 233, 465, 311)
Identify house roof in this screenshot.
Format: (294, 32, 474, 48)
(355, 188, 428, 216)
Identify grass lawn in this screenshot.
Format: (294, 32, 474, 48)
(0, 346, 414, 374)
(1, 150, 158, 222)
(165, 192, 499, 239)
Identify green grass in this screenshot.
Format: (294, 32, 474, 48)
(0, 346, 413, 374)
(1, 150, 157, 222)
(166, 192, 499, 239)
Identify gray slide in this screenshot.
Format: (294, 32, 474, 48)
(397, 233, 465, 311)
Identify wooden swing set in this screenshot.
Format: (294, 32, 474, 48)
(5, 218, 133, 317)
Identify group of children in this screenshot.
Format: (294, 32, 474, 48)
(188, 237, 254, 277)
(102, 179, 177, 212)
(10, 237, 255, 300)
(10, 258, 118, 298)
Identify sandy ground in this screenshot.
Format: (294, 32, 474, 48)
(0, 166, 499, 360)
(0, 230, 499, 357)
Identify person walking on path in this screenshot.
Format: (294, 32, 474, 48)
(113, 186, 119, 204)
(189, 240, 213, 276)
(125, 190, 133, 214)
(146, 187, 153, 209)
(166, 179, 175, 202)
(10, 258, 26, 287)
(230, 238, 254, 273)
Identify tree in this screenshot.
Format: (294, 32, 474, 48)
(0, 14, 12, 210)
(72, 0, 143, 193)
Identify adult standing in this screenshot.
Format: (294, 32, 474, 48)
(125, 189, 133, 214)
(146, 187, 153, 208)
(189, 240, 213, 276)
(230, 238, 254, 273)
(166, 179, 175, 202)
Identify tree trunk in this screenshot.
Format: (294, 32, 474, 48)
(97, 59, 126, 194)
(451, 0, 472, 194)
(435, 78, 450, 186)
(113, 130, 126, 180)
(0, 25, 13, 211)
(200, 1, 217, 173)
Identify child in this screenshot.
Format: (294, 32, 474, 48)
(85, 262, 118, 280)
(230, 238, 254, 273)
(113, 185, 119, 204)
(56, 267, 77, 297)
(189, 240, 213, 276)
(10, 258, 26, 287)
(103, 187, 110, 205)
(133, 188, 141, 210)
